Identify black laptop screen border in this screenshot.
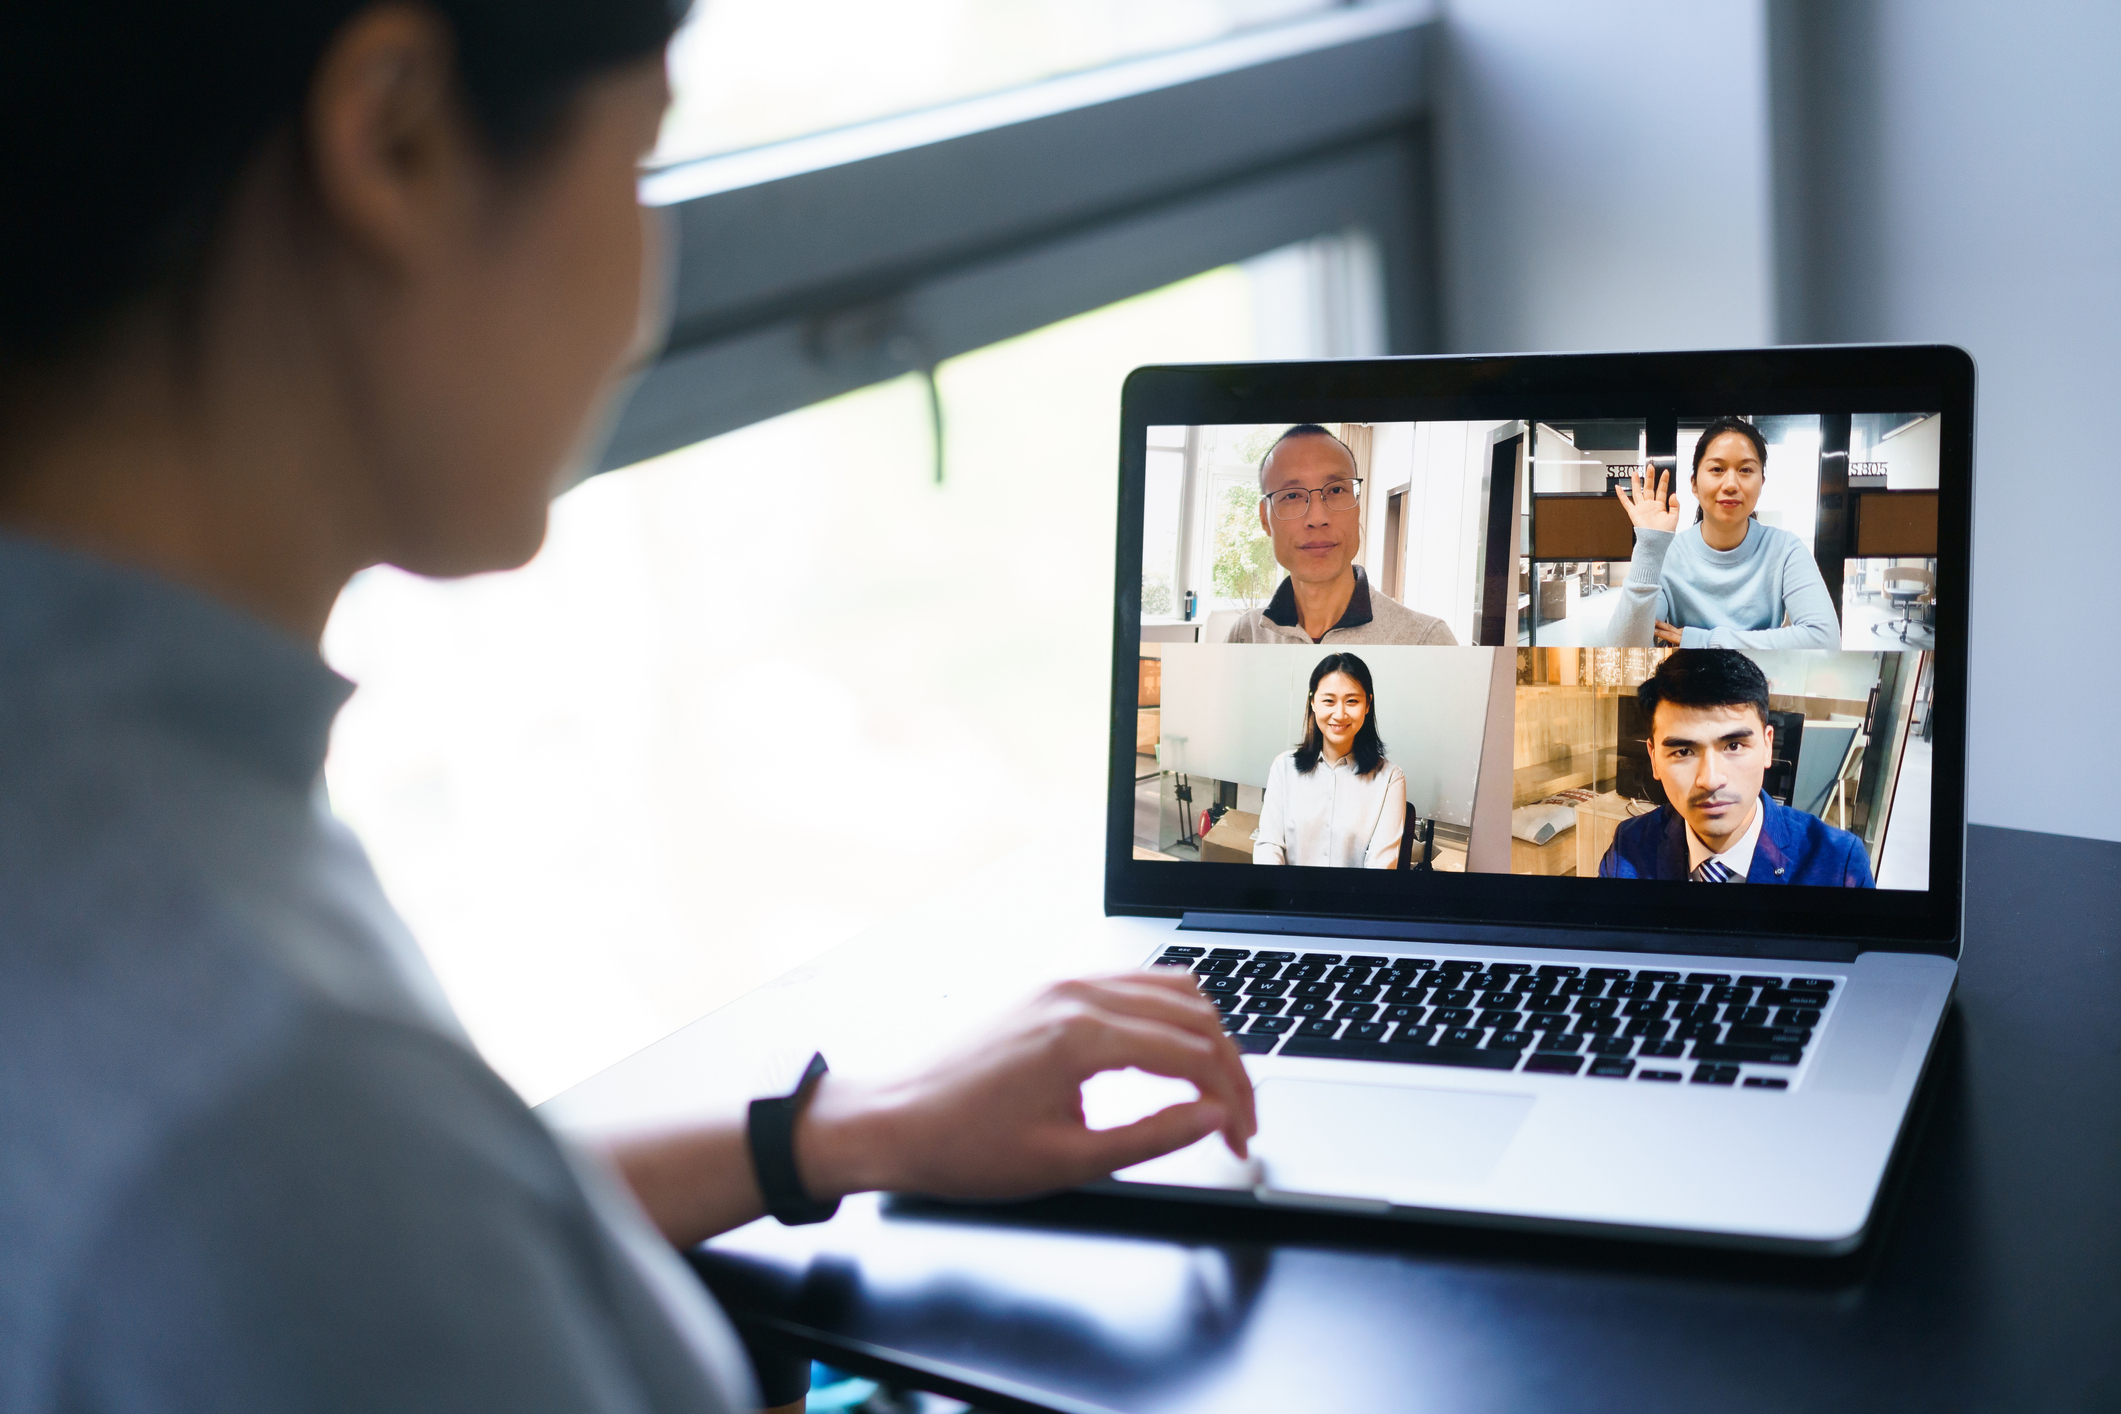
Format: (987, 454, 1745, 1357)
(1103, 345, 1973, 958)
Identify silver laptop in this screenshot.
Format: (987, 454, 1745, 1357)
(1096, 346, 1969, 1253)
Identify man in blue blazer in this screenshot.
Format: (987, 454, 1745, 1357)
(1599, 650, 1876, 887)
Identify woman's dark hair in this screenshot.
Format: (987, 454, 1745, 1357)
(1, 0, 688, 374)
(1293, 652, 1387, 777)
(1635, 649, 1771, 732)
(1689, 415, 1769, 525)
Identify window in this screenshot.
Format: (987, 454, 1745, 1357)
(655, 0, 1347, 166)
(326, 239, 1386, 1102)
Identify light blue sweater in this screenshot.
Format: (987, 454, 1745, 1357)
(1609, 521, 1840, 649)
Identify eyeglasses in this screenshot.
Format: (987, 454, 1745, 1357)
(1264, 479, 1363, 521)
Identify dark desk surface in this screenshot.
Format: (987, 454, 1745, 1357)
(571, 826, 2121, 1414)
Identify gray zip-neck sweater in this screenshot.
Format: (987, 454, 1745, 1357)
(1608, 522, 1840, 650)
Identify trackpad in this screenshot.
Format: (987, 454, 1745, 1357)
(1254, 1078, 1534, 1199)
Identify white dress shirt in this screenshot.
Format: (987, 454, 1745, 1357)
(1252, 748, 1407, 869)
(1684, 796, 1765, 880)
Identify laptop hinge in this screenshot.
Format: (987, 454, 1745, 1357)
(1177, 911, 1873, 964)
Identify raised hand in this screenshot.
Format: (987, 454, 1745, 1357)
(799, 970, 1258, 1203)
(1615, 464, 1680, 534)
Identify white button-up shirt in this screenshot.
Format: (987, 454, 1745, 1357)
(1684, 796, 1765, 880)
(1251, 748, 1407, 869)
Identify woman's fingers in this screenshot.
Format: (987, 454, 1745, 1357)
(1074, 1099, 1231, 1177)
(1059, 1008, 1255, 1155)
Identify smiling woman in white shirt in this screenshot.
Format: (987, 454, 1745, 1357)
(1252, 652, 1408, 869)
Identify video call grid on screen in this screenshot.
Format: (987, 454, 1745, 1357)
(1105, 352, 1972, 951)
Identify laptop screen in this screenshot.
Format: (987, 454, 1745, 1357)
(1111, 350, 1969, 952)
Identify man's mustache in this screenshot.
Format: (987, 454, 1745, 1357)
(1689, 789, 1744, 809)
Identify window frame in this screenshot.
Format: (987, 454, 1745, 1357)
(601, 0, 1441, 472)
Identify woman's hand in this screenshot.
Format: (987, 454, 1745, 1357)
(1654, 620, 1684, 646)
(799, 970, 1257, 1203)
(1615, 465, 1680, 534)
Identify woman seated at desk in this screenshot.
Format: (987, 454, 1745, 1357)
(1609, 416, 1840, 649)
(1253, 652, 1406, 868)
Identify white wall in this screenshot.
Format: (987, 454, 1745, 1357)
(1159, 645, 1495, 826)
(1436, 0, 1774, 354)
(1771, 1, 2121, 841)
(1402, 419, 1507, 643)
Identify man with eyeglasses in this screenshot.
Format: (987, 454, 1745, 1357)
(1224, 424, 1458, 644)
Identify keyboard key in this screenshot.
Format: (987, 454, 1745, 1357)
(1536, 964, 1582, 978)
(1791, 977, 1838, 990)
(1247, 979, 1291, 998)
(1208, 947, 1251, 958)
(1477, 1010, 1523, 1031)
(1536, 1032, 1584, 1053)
(1219, 1012, 1245, 1032)
(1298, 953, 1344, 966)
(1692, 1042, 1804, 1065)
(1346, 1020, 1391, 1042)
(1674, 1020, 1717, 1040)
(1577, 1017, 1621, 1036)
(1587, 967, 1632, 981)
(1289, 998, 1332, 1018)
(1432, 989, 1476, 1008)
(1708, 985, 1752, 1004)
(1347, 954, 1391, 968)
(1524, 1054, 1585, 1075)
(1489, 1030, 1535, 1049)
(1210, 994, 1242, 1013)
(1338, 983, 1382, 1003)
(1727, 1025, 1812, 1046)
(1293, 980, 1334, 999)
(1686, 973, 1731, 986)
(1758, 987, 1829, 1008)
(1246, 1015, 1296, 1035)
(1160, 946, 1206, 958)
(1256, 950, 1299, 962)
(1638, 970, 1681, 983)
(1742, 1076, 1790, 1090)
(1297, 1018, 1340, 1039)
(1237, 959, 1281, 979)
(1669, 1002, 1720, 1023)
(1384, 985, 1432, 1005)
(1438, 1026, 1484, 1047)
(1737, 974, 1782, 988)
(1588, 1036, 1633, 1056)
(1488, 963, 1534, 976)
(1432, 1007, 1474, 1026)
(1639, 1040, 1686, 1058)
(1283, 962, 1328, 982)
(1382, 1004, 1426, 1024)
(1638, 1068, 1683, 1082)
(1334, 1003, 1379, 1023)
(1201, 976, 1243, 994)
(1621, 1019, 1670, 1040)
(1240, 996, 1286, 1015)
(1726, 1005, 1769, 1025)
(1659, 983, 1704, 1004)
(1588, 1058, 1634, 1078)
(1402, 958, 1440, 971)
(1557, 976, 1598, 996)
(1326, 965, 1372, 984)
(1194, 958, 1238, 975)
(1574, 997, 1620, 1016)
(1620, 999, 1669, 1019)
(1232, 1032, 1280, 1055)
(1775, 1007, 1822, 1027)
(1608, 979, 1657, 999)
(1373, 968, 1419, 988)
(1692, 1064, 1740, 1085)
(1527, 1011, 1569, 1032)
(1377, 1041, 1523, 1070)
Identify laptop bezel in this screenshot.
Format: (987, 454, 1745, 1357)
(1103, 345, 1973, 960)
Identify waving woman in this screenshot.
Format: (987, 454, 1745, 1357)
(1607, 417, 1840, 649)
(1253, 652, 1407, 868)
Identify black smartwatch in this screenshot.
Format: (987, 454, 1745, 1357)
(747, 1052, 841, 1226)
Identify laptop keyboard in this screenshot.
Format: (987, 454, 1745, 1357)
(1156, 945, 1839, 1087)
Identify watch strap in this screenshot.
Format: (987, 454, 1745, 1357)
(748, 1051, 840, 1226)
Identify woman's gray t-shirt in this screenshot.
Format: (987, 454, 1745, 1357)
(0, 534, 754, 1414)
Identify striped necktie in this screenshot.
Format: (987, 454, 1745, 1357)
(1691, 858, 1741, 883)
